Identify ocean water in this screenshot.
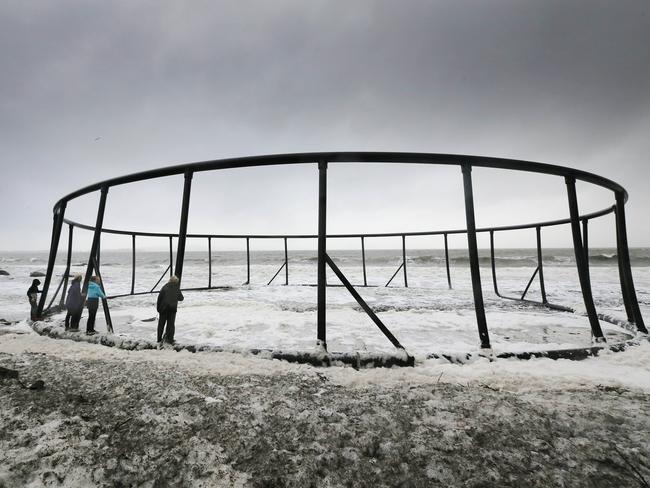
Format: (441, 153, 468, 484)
(1, 248, 649, 356)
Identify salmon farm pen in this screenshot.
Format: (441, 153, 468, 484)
(34, 152, 648, 366)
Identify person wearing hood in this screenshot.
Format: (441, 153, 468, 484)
(65, 274, 83, 331)
(27, 278, 41, 321)
(85, 276, 106, 335)
(156, 275, 184, 346)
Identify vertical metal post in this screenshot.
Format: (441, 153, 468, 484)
(82, 187, 108, 295)
(131, 234, 136, 295)
(489, 230, 499, 296)
(59, 224, 74, 308)
(402, 235, 408, 287)
(246, 237, 251, 285)
(168, 236, 173, 278)
(615, 203, 634, 323)
(90, 255, 113, 333)
(208, 237, 212, 289)
(565, 177, 605, 341)
(615, 192, 647, 332)
(444, 233, 452, 289)
(38, 202, 67, 317)
(174, 170, 193, 284)
(96, 233, 101, 271)
(361, 236, 367, 287)
(284, 237, 289, 285)
(582, 219, 590, 287)
(536, 226, 547, 303)
(317, 160, 328, 349)
(461, 164, 491, 349)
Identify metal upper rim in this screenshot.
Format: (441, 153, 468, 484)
(55, 151, 628, 236)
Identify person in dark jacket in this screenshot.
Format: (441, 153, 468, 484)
(27, 279, 41, 321)
(64, 274, 83, 331)
(157, 275, 184, 345)
(85, 276, 106, 335)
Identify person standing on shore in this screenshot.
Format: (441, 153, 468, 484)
(64, 274, 83, 331)
(85, 276, 106, 335)
(156, 275, 184, 346)
(27, 279, 41, 321)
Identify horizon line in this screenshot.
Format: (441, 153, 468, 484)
(1, 246, 647, 254)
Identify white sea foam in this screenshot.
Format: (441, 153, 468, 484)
(1, 249, 648, 357)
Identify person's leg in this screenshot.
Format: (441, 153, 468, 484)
(86, 309, 95, 332)
(165, 310, 177, 343)
(30, 300, 38, 321)
(86, 299, 98, 333)
(157, 311, 167, 343)
(71, 311, 82, 330)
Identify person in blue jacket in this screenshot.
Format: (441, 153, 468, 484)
(85, 276, 106, 335)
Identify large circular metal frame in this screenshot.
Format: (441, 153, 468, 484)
(36, 152, 648, 366)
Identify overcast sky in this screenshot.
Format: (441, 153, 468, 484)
(1, 0, 649, 252)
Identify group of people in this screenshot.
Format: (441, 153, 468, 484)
(28, 274, 184, 346)
(27, 275, 106, 335)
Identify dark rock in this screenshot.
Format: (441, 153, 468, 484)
(0, 269, 9, 276)
(28, 380, 45, 390)
(0, 366, 19, 379)
(30, 271, 46, 277)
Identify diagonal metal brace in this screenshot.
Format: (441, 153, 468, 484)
(326, 254, 411, 355)
(150, 264, 172, 293)
(385, 262, 404, 287)
(267, 262, 287, 285)
(520, 266, 540, 300)
(45, 274, 66, 312)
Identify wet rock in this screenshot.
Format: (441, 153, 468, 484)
(30, 271, 46, 277)
(0, 269, 9, 276)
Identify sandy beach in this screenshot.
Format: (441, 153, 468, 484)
(1, 326, 649, 487)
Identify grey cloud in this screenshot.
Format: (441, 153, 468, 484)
(1, 0, 649, 250)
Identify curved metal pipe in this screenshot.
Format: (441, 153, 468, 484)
(53, 152, 628, 211)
